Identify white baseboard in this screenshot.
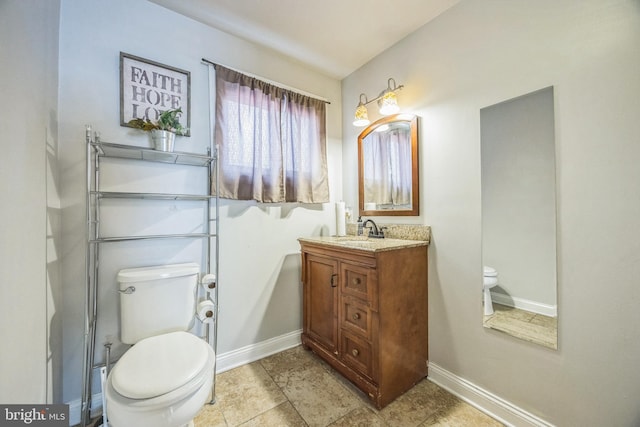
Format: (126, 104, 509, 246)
(428, 362, 554, 427)
(66, 329, 302, 426)
(215, 329, 302, 373)
(491, 291, 557, 317)
(67, 392, 102, 427)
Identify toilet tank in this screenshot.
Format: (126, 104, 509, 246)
(117, 263, 200, 344)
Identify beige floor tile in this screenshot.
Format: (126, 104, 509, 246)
(420, 400, 505, 426)
(328, 406, 386, 427)
(194, 346, 505, 427)
(484, 304, 557, 349)
(214, 362, 287, 426)
(377, 379, 459, 427)
(530, 313, 557, 329)
(194, 402, 228, 427)
(260, 345, 320, 378)
(491, 304, 536, 322)
(322, 364, 373, 404)
(237, 401, 307, 427)
(273, 362, 362, 427)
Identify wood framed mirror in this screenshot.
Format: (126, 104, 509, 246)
(358, 113, 419, 216)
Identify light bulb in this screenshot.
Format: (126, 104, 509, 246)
(353, 103, 370, 127)
(379, 90, 400, 115)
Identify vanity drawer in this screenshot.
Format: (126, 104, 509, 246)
(341, 297, 372, 340)
(341, 331, 373, 380)
(341, 262, 377, 309)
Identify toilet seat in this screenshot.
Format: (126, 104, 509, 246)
(111, 331, 211, 400)
(483, 266, 498, 277)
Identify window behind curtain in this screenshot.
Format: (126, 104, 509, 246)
(214, 65, 329, 203)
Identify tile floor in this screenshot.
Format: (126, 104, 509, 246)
(194, 346, 503, 427)
(483, 303, 558, 350)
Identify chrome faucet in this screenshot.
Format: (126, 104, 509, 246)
(362, 219, 386, 238)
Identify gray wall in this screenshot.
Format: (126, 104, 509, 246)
(342, 0, 640, 425)
(57, 0, 342, 408)
(0, 0, 60, 404)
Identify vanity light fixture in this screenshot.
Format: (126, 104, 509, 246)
(353, 78, 404, 127)
(353, 93, 371, 127)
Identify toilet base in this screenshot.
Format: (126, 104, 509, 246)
(106, 379, 209, 427)
(483, 288, 494, 316)
(105, 347, 214, 427)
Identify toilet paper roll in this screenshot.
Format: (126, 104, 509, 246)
(336, 201, 346, 236)
(200, 274, 217, 292)
(197, 300, 216, 324)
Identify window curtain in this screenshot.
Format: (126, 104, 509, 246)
(363, 127, 412, 207)
(214, 65, 329, 203)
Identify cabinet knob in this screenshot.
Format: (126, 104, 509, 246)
(352, 278, 361, 285)
(352, 313, 361, 320)
(352, 349, 359, 357)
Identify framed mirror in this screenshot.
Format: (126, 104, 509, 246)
(358, 113, 419, 216)
(481, 87, 558, 350)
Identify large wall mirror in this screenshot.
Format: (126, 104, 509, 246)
(480, 87, 558, 350)
(358, 113, 419, 216)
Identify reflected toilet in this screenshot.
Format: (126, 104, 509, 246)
(483, 266, 499, 316)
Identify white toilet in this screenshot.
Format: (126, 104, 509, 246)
(483, 266, 499, 316)
(105, 263, 215, 427)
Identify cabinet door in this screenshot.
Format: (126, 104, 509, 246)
(304, 254, 339, 353)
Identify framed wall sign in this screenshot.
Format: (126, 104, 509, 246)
(120, 52, 191, 136)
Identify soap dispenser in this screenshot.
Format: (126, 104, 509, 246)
(357, 216, 364, 236)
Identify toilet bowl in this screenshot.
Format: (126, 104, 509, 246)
(483, 266, 499, 316)
(105, 331, 215, 427)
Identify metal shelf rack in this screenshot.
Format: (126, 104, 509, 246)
(81, 130, 219, 426)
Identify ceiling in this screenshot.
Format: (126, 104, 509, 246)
(149, 0, 460, 79)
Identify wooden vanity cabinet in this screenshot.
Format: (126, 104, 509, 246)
(299, 240, 428, 409)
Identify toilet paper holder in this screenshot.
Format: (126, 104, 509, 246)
(197, 300, 216, 323)
(201, 274, 216, 291)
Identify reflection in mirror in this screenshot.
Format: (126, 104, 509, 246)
(358, 114, 419, 216)
(481, 87, 558, 350)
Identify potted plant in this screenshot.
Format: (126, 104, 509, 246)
(127, 108, 189, 152)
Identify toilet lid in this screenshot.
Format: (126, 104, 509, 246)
(112, 331, 210, 399)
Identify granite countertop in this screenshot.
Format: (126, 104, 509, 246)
(298, 235, 428, 252)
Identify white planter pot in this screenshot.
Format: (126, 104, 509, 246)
(150, 130, 176, 152)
